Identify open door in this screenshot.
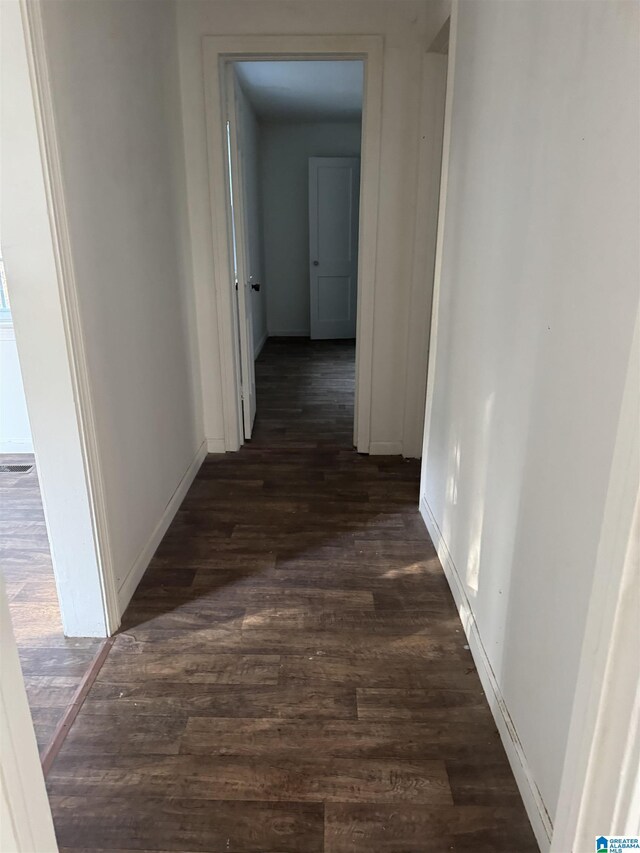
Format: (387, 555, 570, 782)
(309, 157, 360, 340)
(226, 72, 256, 438)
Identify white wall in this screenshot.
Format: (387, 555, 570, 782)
(34, 0, 203, 608)
(0, 324, 33, 453)
(260, 121, 362, 337)
(176, 0, 448, 455)
(235, 77, 268, 355)
(420, 0, 640, 845)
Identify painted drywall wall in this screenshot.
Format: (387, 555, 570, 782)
(260, 122, 362, 337)
(36, 0, 203, 607)
(235, 77, 268, 355)
(421, 0, 640, 842)
(0, 323, 33, 453)
(401, 52, 447, 458)
(176, 0, 448, 455)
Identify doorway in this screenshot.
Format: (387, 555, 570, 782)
(0, 248, 105, 772)
(225, 58, 363, 445)
(203, 36, 383, 454)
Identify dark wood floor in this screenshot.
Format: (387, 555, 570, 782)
(25, 339, 536, 851)
(250, 338, 356, 449)
(1, 455, 102, 753)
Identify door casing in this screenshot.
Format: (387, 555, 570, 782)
(6, 0, 120, 639)
(203, 35, 384, 453)
(226, 71, 257, 438)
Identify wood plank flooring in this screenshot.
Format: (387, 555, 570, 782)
(30, 339, 536, 851)
(0, 454, 102, 752)
(250, 338, 356, 448)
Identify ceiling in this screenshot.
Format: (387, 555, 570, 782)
(234, 60, 364, 122)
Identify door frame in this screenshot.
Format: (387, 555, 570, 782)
(202, 35, 384, 452)
(3, 0, 120, 638)
(225, 70, 257, 439)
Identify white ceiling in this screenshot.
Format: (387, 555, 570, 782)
(234, 60, 364, 122)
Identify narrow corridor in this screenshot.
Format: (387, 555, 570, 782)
(44, 340, 537, 851)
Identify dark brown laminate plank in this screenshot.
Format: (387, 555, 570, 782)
(59, 712, 188, 755)
(51, 797, 324, 853)
(48, 754, 452, 804)
(97, 651, 281, 685)
(179, 717, 505, 761)
(277, 654, 483, 689)
(324, 803, 540, 852)
(356, 687, 495, 722)
(445, 760, 530, 806)
(81, 682, 357, 719)
(110, 626, 467, 662)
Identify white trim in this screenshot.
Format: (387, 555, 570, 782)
(18, 0, 120, 635)
(207, 438, 226, 454)
(421, 2, 458, 466)
(117, 440, 207, 612)
(202, 35, 383, 456)
(203, 41, 245, 454)
(0, 577, 58, 852)
(369, 441, 403, 456)
(420, 495, 552, 852)
(226, 69, 257, 439)
(254, 328, 268, 358)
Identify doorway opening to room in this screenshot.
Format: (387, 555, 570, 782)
(0, 248, 105, 765)
(204, 38, 383, 455)
(225, 58, 364, 449)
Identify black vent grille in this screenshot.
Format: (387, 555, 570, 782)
(0, 464, 33, 473)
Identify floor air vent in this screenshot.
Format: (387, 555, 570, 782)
(0, 464, 33, 473)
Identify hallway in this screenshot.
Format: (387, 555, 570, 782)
(45, 341, 537, 851)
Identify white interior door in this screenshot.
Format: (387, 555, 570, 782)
(309, 157, 360, 339)
(226, 72, 256, 438)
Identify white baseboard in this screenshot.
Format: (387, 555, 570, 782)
(267, 329, 310, 337)
(254, 329, 268, 358)
(206, 438, 226, 454)
(117, 440, 207, 613)
(0, 441, 34, 453)
(419, 494, 552, 852)
(369, 441, 403, 456)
